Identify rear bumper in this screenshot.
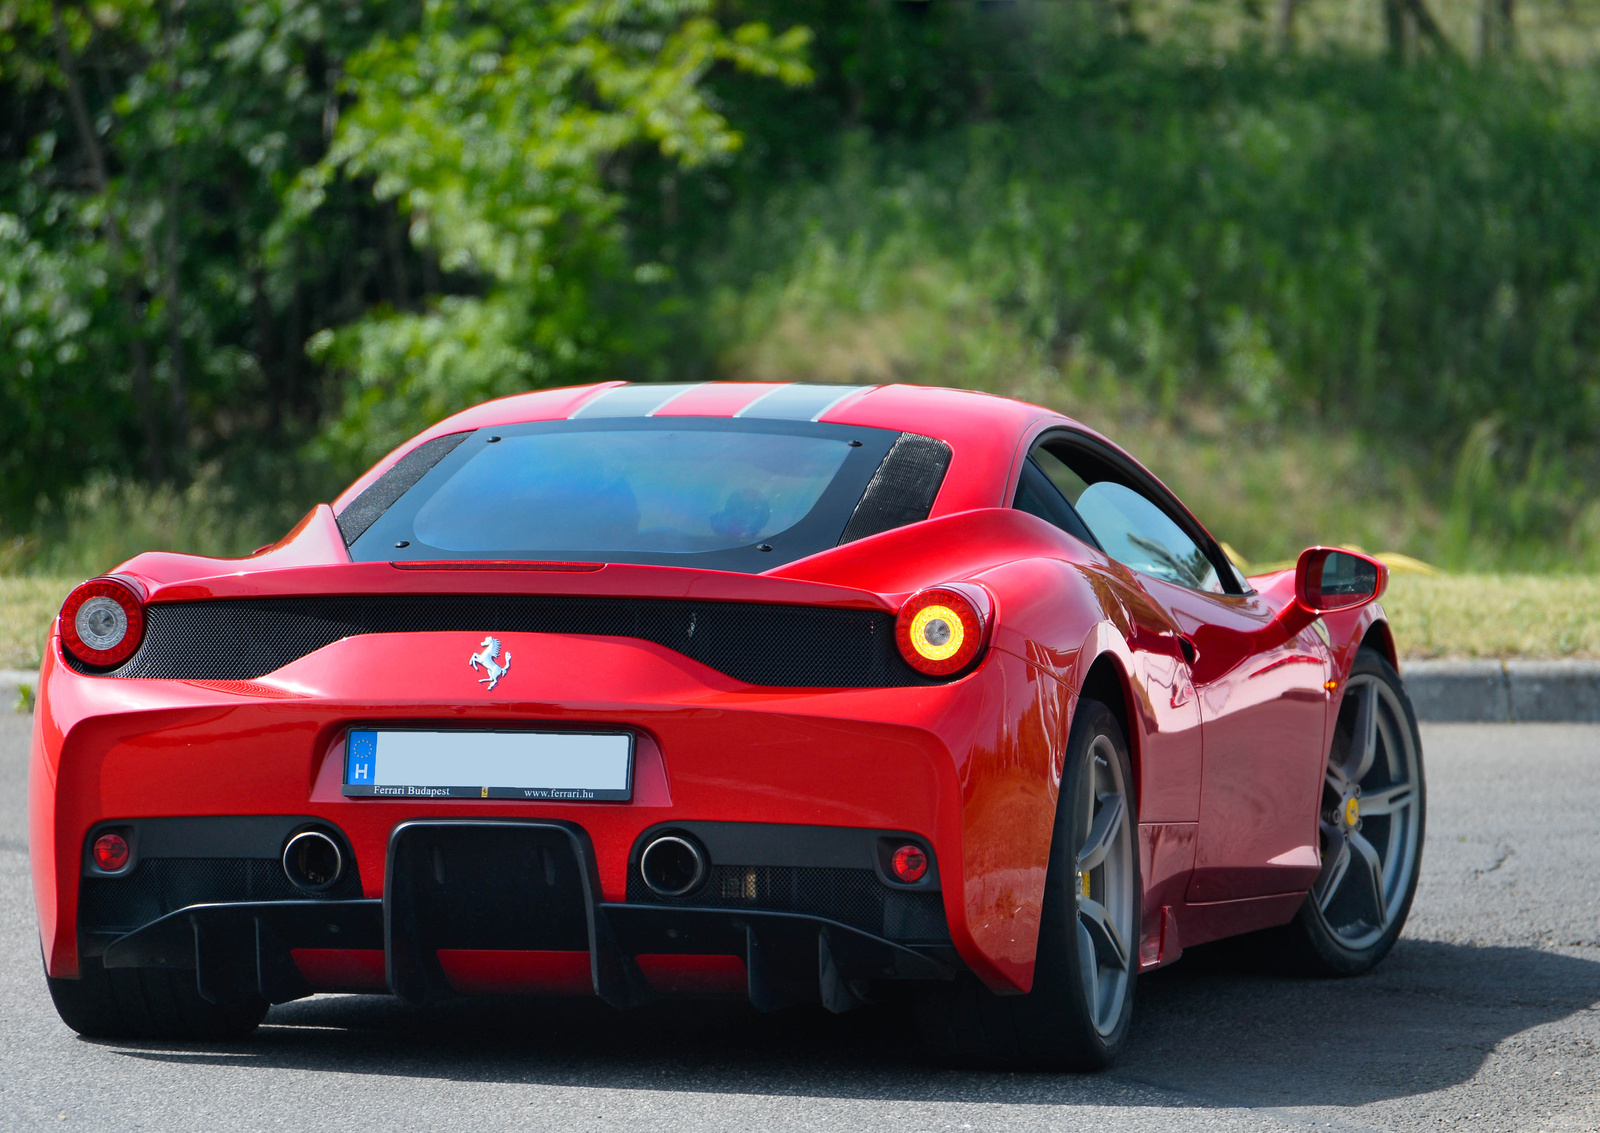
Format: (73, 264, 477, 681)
(32, 629, 1068, 993)
(98, 820, 951, 1012)
(102, 900, 948, 1011)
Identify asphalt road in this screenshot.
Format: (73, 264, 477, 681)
(2, 718, 1596, 1132)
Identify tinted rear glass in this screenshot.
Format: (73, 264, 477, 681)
(347, 418, 905, 572)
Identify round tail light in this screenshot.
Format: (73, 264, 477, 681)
(92, 833, 131, 873)
(895, 585, 989, 676)
(60, 577, 145, 668)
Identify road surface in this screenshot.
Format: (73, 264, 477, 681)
(2, 718, 1595, 1131)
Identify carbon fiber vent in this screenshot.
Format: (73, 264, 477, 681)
(79, 595, 940, 687)
(336, 431, 470, 546)
(840, 433, 952, 544)
(626, 865, 950, 943)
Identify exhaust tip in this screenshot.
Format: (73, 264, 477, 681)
(283, 829, 344, 892)
(639, 833, 708, 899)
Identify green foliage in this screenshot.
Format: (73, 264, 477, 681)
(24, 470, 297, 577)
(0, 210, 123, 520)
(0, 0, 436, 518)
(687, 39, 1600, 567)
(3, 0, 1600, 574)
(292, 0, 809, 466)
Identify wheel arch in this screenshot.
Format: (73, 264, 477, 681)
(1359, 617, 1398, 670)
(1076, 651, 1140, 814)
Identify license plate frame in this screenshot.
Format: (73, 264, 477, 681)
(342, 728, 634, 802)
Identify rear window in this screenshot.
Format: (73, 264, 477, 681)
(343, 418, 939, 572)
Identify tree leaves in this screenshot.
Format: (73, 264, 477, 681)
(293, 0, 810, 466)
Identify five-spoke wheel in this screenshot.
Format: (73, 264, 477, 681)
(1281, 646, 1426, 975)
(1074, 732, 1135, 1036)
(913, 697, 1140, 1068)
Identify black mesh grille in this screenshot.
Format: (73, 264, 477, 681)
(77, 595, 940, 688)
(79, 858, 364, 934)
(627, 865, 949, 943)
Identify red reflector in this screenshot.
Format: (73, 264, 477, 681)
(436, 949, 594, 996)
(290, 948, 388, 991)
(891, 843, 928, 883)
(92, 833, 130, 873)
(635, 954, 748, 996)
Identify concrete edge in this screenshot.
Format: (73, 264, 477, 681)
(1, 664, 1596, 722)
(1401, 659, 1600, 723)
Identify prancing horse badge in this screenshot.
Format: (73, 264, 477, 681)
(468, 636, 512, 690)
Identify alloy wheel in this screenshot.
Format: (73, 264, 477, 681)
(1074, 734, 1135, 1035)
(1313, 673, 1423, 951)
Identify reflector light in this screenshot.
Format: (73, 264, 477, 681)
(92, 833, 130, 873)
(890, 843, 929, 884)
(60, 577, 145, 668)
(895, 585, 989, 676)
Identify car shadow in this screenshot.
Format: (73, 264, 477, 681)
(98, 937, 1600, 1110)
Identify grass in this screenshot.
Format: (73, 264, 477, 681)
(3, 573, 1595, 675)
(0, 576, 73, 671)
(1383, 574, 1600, 661)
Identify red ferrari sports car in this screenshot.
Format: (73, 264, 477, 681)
(31, 381, 1424, 1067)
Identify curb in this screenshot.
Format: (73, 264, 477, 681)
(1401, 659, 1600, 723)
(2, 664, 1597, 722)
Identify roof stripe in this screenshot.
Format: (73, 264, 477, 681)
(735, 384, 871, 421)
(808, 385, 873, 422)
(644, 383, 705, 416)
(569, 383, 701, 419)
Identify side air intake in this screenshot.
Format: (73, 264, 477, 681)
(838, 433, 952, 544)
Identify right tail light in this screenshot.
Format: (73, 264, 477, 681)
(895, 584, 991, 677)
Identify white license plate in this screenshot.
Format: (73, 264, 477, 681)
(342, 729, 633, 801)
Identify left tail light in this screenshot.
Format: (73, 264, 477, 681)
(895, 584, 991, 677)
(60, 577, 145, 668)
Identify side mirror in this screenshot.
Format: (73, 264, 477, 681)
(1259, 547, 1388, 647)
(1295, 547, 1387, 614)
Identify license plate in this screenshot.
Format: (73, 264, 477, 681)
(342, 729, 633, 801)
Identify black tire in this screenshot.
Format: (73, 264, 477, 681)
(46, 955, 268, 1041)
(1273, 646, 1426, 976)
(915, 698, 1140, 1069)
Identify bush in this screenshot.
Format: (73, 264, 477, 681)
(687, 49, 1600, 567)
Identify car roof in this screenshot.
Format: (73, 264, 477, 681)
(419, 381, 1053, 433)
(334, 383, 1082, 518)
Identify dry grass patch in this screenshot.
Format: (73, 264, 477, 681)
(0, 577, 73, 672)
(1384, 574, 1600, 661)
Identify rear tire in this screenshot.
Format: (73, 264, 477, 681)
(1272, 647, 1426, 976)
(46, 955, 268, 1041)
(915, 698, 1140, 1069)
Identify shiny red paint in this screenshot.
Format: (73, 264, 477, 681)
(438, 950, 594, 996)
(31, 382, 1391, 999)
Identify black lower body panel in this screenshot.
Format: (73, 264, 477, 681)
(98, 820, 953, 1013)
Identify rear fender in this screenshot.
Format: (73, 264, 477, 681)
(770, 508, 1101, 604)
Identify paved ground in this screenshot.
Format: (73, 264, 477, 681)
(2, 718, 1596, 1132)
